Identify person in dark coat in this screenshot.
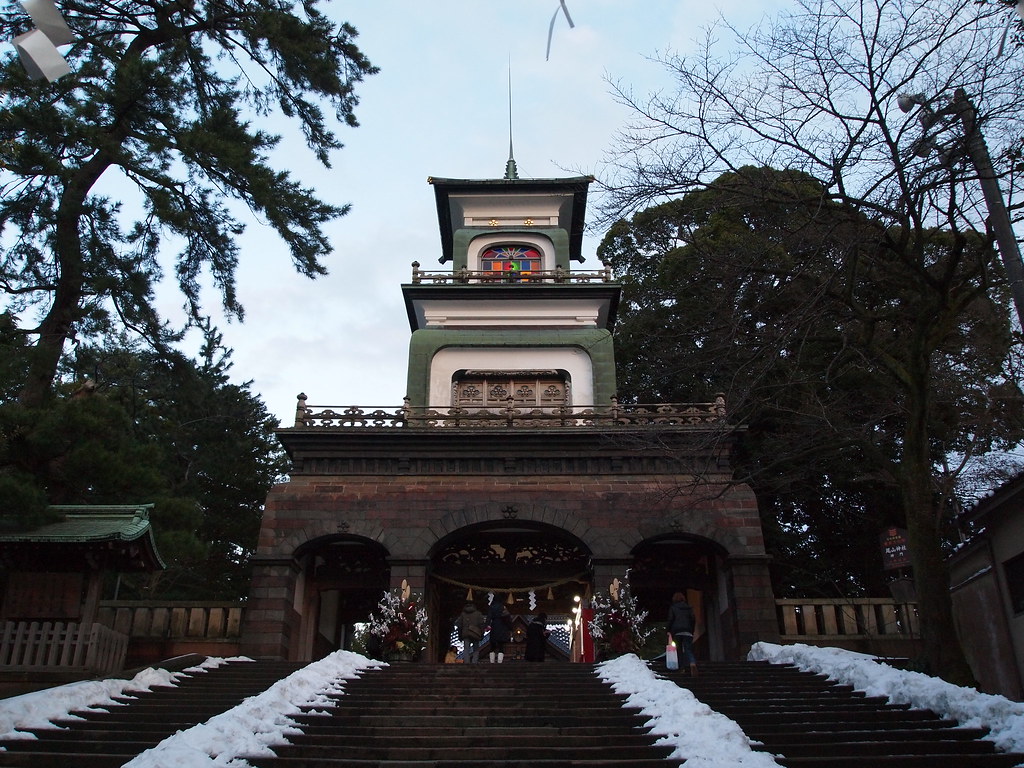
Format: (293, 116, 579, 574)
(456, 601, 487, 663)
(667, 591, 698, 675)
(486, 597, 512, 663)
(525, 612, 550, 662)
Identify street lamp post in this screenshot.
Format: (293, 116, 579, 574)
(898, 89, 1024, 331)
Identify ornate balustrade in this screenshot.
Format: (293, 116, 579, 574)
(410, 261, 614, 285)
(292, 395, 728, 428)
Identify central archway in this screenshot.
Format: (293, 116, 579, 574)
(427, 521, 593, 661)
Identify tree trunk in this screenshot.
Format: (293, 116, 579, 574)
(18, 269, 83, 408)
(902, 358, 974, 685)
(17, 142, 118, 408)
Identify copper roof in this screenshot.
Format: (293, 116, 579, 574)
(0, 504, 165, 572)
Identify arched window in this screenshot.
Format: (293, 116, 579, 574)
(480, 245, 543, 276)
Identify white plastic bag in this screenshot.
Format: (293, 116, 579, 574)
(666, 634, 679, 670)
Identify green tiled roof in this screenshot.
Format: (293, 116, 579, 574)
(0, 504, 165, 571)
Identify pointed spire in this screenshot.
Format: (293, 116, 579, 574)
(504, 64, 519, 180)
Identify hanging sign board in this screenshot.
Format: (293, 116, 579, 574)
(880, 527, 911, 570)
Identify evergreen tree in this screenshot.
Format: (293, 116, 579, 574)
(0, 0, 377, 407)
(600, 167, 1024, 681)
(0, 321, 287, 598)
(70, 327, 288, 598)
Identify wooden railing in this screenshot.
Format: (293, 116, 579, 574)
(0, 621, 128, 674)
(97, 601, 244, 641)
(777, 598, 919, 641)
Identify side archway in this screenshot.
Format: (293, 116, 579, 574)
(629, 535, 730, 661)
(292, 535, 390, 661)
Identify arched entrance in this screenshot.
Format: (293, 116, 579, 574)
(629, 535, 729, 661)
(294, 535, 390, 660)
(427, 521, 593, 661)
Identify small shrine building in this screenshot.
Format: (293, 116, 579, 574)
(240, 169, 779, 662)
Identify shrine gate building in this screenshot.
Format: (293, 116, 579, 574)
(239, 170, 779, 662)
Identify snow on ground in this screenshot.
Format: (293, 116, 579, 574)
(596, 653, 783, 766)
(2, 644, 1024, 766)
(122, 651, 382, 767)
(0, 656, 241, 741)
(750, 642, 1024, 755)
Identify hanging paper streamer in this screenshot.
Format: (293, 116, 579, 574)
(545, 0, 575, 61)
(547, 587, 554, 600)
(12, 29, 69, 81)
(21, 0, 74, 45)
(12, 0, 75, 82)
(528, 590, 537, 610)
(487, 592, 494, 605)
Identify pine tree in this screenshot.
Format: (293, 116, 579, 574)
(0, 0, 377, 407)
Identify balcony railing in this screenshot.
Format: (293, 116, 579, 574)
(292, 395, 728, 428)
(410, 261, 614, 285)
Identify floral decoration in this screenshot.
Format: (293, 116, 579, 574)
(588, 570, 653, 659)
(364, 586, 429, 660)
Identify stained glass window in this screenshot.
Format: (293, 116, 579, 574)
(480, 245, 542, 275)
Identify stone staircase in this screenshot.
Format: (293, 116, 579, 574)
(0, 658, 305, 768)
(660, 660, 1024, 767)
(244, 662, 681, 768)
(2, 657, 1023, 767)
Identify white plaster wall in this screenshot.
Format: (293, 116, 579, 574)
(455, 193, 566, 228)
(421, 298, 603, 328)
(988, 511, 1024, 690)
(428, 347, 594, 407)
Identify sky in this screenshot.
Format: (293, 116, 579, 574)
(155, 0, 787, 426)
(2, 644, 1023, 766)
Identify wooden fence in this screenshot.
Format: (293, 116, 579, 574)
(97, 601, 244, 640)
(0, 599, 920, 677)
(0, 621, 128, 674)
(776, 598, 919, 643)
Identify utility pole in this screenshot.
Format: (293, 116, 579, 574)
(950, 88, 1024, 331)
(899, 89, 1024, 330)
